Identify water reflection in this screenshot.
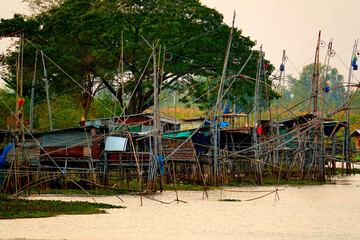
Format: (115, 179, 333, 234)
(1, 175, 360, 240)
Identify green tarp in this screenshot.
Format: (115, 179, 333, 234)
(162, 129, 195, 139)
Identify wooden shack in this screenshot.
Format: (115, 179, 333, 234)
(38, 125, 107, 171)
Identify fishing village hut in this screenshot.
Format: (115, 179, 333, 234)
(36, 125, 107, 171)
(78, 113, 204, 186)
(180, 117, 206, 130)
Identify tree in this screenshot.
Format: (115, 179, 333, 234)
(287, 63, 345, 113)
(0, 88, 17, 129)
(24, 0, 63, 14)
(0, 0, 274, 121)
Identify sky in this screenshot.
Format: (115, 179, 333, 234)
(1, 0, 360, 86)
(0, 0, 28, 51)
(201, 0, 360, 82)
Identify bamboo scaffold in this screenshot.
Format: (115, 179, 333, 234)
(2, 26, 360, 204)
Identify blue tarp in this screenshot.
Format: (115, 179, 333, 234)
(0, 142, 14, 169)
(157, 156, 164, 175)
(205, 121, 229, 128)
(220, 122, 229, 127)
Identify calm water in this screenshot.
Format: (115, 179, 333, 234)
(1, 175, 360, 240)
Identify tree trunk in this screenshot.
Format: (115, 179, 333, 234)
(81, 74, 95, 121)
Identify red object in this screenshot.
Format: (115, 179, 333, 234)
(257, 126, 262, 134)
(18, 98, 24, 107)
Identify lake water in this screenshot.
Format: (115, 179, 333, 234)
(1, 174, 360, 240)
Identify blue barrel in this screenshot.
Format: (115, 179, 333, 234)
(280, 64, 285, 71)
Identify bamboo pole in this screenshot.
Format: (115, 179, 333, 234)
(213, 11, 236, 185)
(30, 51, 38, 132)
(41, 50, 53, 131)
(344, 39, 358, 175)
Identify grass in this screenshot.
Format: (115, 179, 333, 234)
(30, 188, 134, 196)
(0, 195, 124, 219)
(220, 199, 242, 202)
(18, 168, 346, 198)
(224, 176, 327, 187)
(261, 178, 327, 185)
(26, 183, 207, 196)
(28, 178, 326, 197)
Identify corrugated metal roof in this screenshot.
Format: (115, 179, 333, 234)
(79, 113, 185, 125)
(221, 113, 248, 118)
(181, 117, 206, 122)
(27, 125, 106, 136)
(147, 115, 185, 124)
(78, 113, 152, 124)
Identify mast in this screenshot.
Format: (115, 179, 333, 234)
(275, 50, 286, 166)
(311, 31, 326, 180)
(152, 42, 161, 188)
(41, 50, 53, 131)
(30, 51, 38, 132)
(253, 45, 263, 184)
(279, 50, 286, 97)
(14, 35, 22, 195)
(311, 31, 321, 113)
(212, 11, 236, 185)
(121, 30, 125, 112)
(344, 39, 358, 175)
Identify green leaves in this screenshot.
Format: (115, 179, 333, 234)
(1, 0, 273, 119)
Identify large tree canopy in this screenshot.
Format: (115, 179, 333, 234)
(0, 0, 274, 120)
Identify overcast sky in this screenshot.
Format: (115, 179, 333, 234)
(1, 0, 360, 85)
(201, 0, 360, 82)
(0, 0, 28, 51)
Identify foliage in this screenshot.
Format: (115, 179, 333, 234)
(1, 0, 274, 120)
(89, 89, 124, 120)
(23, 0, 63, 14)
(33, 93, 82, 131)
(349, 89, 360, 127)
(161, 107, 205, 119)
(282, 63, 345, 114)
(0, 194, 124, 219)
(179, 55, 275, 114)
(0, 88, 16, 129)
(0, 85, 121, 131)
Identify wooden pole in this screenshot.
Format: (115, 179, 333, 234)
(311, 31, 321, 113)
(344, 39, 358, 175)
(213, 11, 236, 185)
(30, 51, 38, 132)
(311, 31, 324, 180)
(41, 50, 53, 131)
(253, 45, 263, 184)
(188, 131, 208, 197)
